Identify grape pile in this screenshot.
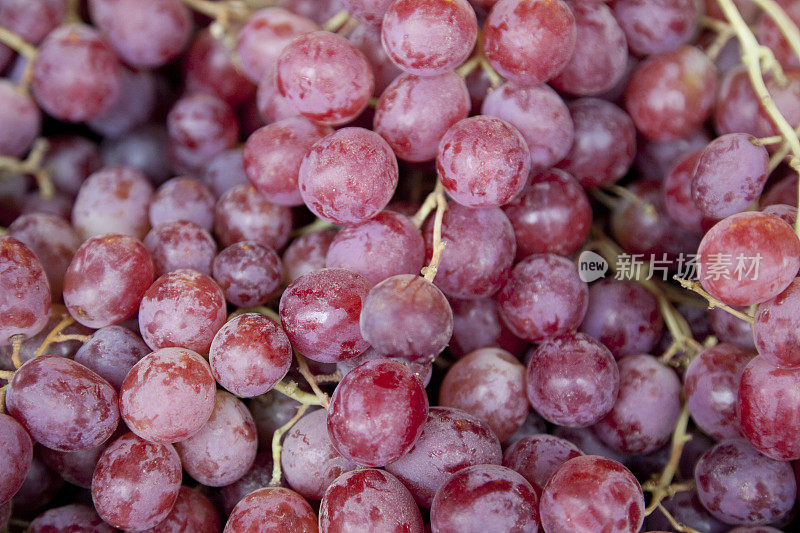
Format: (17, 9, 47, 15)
(5, 0, 800, 532)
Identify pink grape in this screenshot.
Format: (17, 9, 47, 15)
(224, 487, 317, 533)
(0, 79, 41, 158)
(255, 66, 300, 124)
(143, 220, 218, 277)
(754, 278, 800, 368)
(6, 356, 118, 451)
(73, 325, 150, 390)
(327, 358, 429, 467)
(167, 93, 239, 173)
(120, 347, 216, 444)
(141, 486, 220, 533)
(611, 0, 699, 56)
(213, 242, 282, 308)
(214, 184, 293, 250)
(149, 177, 216, 231)
(209, 313, 292, 398)
(339, 0, 393, 26)
(63, 233, 154, 329)
(0, 237, 51, 343)
(282, 229, 338, 284)
(503, 434, 583, 497)
(0, 413, 32, 505)
(185, 29, 255, 107)
(714, 66, 762, 137)
(347, 23, 403, 95)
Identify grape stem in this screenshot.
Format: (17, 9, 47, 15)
(322, 9, 351, 32)
(313, 371, 342, 384)
(699, 15, 734, 61)
(455, 55, 481, 78)
(411, 180, 444, 228)
(65, 0, 82, 23)
(0, 25, 37, 91)
(715, 0, 800, 237)
(32, 314, 91, 359)
(421, 181, 447, 283)
(0, 385, 6, 414)
(0, 138, 55, 199)
(655, 502, 702, 533)
(643, 404, 692, 516)
(672, 276, 755, 324)
(0, 370, 14, 381)
(272, 380, 323, 406)
(603, 184, 658, 218)
(289, 218, 336, 238)
(9, 334, 23, 369)
(270, 403, 309, 486)
(295, 351, 330, 409)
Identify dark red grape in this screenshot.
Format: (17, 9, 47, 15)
(539, 455, 644, 533)
(142, 486, 220, 533)
(224, 487, 317, 533)
(28, 504, 115, 533)
(526, 332, 620, 427)
(91, 432, 182, 530)
(214, 184, 293, 250)
(327, 358, 428, 467)
(6, 356, 119, 451)
(298, 127, 398, 224)
(185, 29, 255, 107)
(143, 220, 218, 277)
(611, 0, 698, 56)
(482, 0, 576, 86)
(119, 347, 216, 443)
(0, 413, 32, 505)
(63, 233, 153, 328)
(494, 253, 588, 342)
(283, 229, 338, 284)
(167, 93, 239, 173)
(430, 464, 540, 533)
(73, 325, 150, 390)
(695, 438, 796, 525)
(503, 434, 583, 497)
(0, 236, 51, 345)
(0, 80, 40, 158)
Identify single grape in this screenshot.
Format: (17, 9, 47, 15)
(87, 67, 156, 138)
(0, 0, 65, 47)
(277, 31, 374, 125)
(347, 23, 403, 95)
(213, 242, 281, 308)
(503, 434, 583, 497)
(0, 413, 32, 505)
(663, 149, 705, 233)
(579, 279, 664, 360)
(280, 268, 371, 363)
(32, 23, 121, 122)
(612, 0, 698, 56)
(695, 438, 796, 525)
(685, 343, 756, 440)
(594, 354, 682, 455)
(224, 487, 317, 532)
(141, 486, 220, 533)
(482, 0, 576, 86)
(6, 356, 119, 451)
(42, 135, 102, 197)
(0, 79, 41, 158)
(119, 347, 217, 443)
(202, 148, 249, 199)
(494, 253, 588, 342)
(320, 468, 423, 532)
(91, 432, 182, 531)
(448, 297, 528, 358)
(430, 464, 540, 533)
(0, 235, 54, 343)
(437, 116, 530, 208)
(185, 29, 255, 107)
(149, 176, 216, 230)
(28, 504, 115, 533)
(539, 455, 644, 533)
(73, 325, 150, 390)
(167, 93, 239, 173)
(100, 124, 172, 185)
(39, 440, 108, 489)
(255, 66, 300, 124)
(360, 274, 453, 362)
(709, 306, 756, 349)
(143, 220, 218, 277)
(243, 117, 333, 206)
(381, 0, 477, 76)
(214, 184, 293, 250)
(327, 358, 428, 467)
(714, 66, 762, 137)
(526, 332, 620, 427)
(753, 278, 800, 368)
(63, 234, 154, 329)
(283, 229, 338, 284)
(696, 212, 800, 306)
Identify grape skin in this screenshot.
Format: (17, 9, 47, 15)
(0, 413, 32, 505)
(282, 229, 338, 284)
(224, 487, 317, 533)
(28, 504, 115, 533)
(0, 237, 51, 344)
(214, 184, 294, 250)
(185, 29, 256, 107)
(0, 80, 41, 158)
(73, 325, 150, 390)
(213, 242, 281, 308)
(143, 221, 218, 278)
(502, 434, 583, 497)
(167, 93, 239, 174)
(149, 177, 216, 231)
(753, 278, 800, 368)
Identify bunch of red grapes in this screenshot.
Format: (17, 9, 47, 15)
(3, 0, 800, 531)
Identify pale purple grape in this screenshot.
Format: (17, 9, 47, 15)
(185, 28, 255, 107)
(91, 432, 182, 531)
(437, 116, 530, 208)
(31, 24, 121, 122)
(579, 279, 664, 360)
(39, 441, 108, 489)
(167, 93, 239, 173)
(282, 229, 338, 284)
(594, 354, 682, 455)
(143, 220, 217, 277)
(753, 277, 800, 368)
(224, 487, 318, 532)
(202, 148, 249, 198)
(448, 297, 528, 359)
(374, 72, 470, 162)
(73, 325, 150, 390)
(0, 79, 41, 158)
(503, 434, 583, 497)
(281, 409, 358, 500)
(685, 343, 756, 440)
(714, 66, 762, 137)
(244, 117, 333, 206)
(63, 234, 154, 328)
(6, 356, 119, 451)
(710, 306, 756, 349)
(235, 7, 319, 84)
(481, 82, 573, 171)
(494, 253, 588, 342)
(423, 204, 516, 299)
(255, 66, 300, 124)
(87, 67, 156, 138)
(141, 486, 220, 533)
(691, 133, 769, 218)
(213, 242, 281, 308)
(643, 489, 727, 533)
(28, 504, 116, 533)
(100, 124, 171, 185)
(327, 358, 429, 467)
(663, 149, 705, 233)
(42, 135, 102, 197)
(88, 0, 191, 68)
(220, 452, 275, 514)
(149, 176, 216, 230)
(119, 347, 216, 443)
(612, 0, 698, 56)
(71, 165, 154, 241)
(543, 456, 644, 532)
(695, 438, 796, 525)
(320, 469, 424, 533)
(381, 0, 477, 76)
(0, 413, 32, 505)
(326, 210, 424, 286)
(276, 31, 373, 125)
(298, 127, 398, 224)
(360, 274, 453, 362)
(555, 97, 637, 188)
(209, 313, 292, 397)
(347, 22, 403, 96)
(385, 406, 502, 507)
(280, 268, 371, 363)
(138, 269, 227, 353)
(430, 464, 540, 533)
(11, 451, 63, 514)
(214, 184, 293, 249)
(175, 390, 257, 487)
(439, 347, 528, 441)
(0, 0, 65, 47)
(526, 332, 620, 427)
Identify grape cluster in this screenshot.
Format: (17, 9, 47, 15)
(3, 0, 800, 532)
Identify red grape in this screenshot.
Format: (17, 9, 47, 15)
(0, 413, 32, 505)
(710, 306, 756, 349)
(149, 177, 216, 231)
(714, 65, 762, 137)
(347, 23, 403, 95)
(754, 278, 800, 368)
(339, 0, 394, 26)
(611, 0, 698, 56)
(224, 487, 317, 533)
(0, 238, 51, 344)
(185, 29, 256, 107)
(143, 220, 217, 277)
(73, 325, 150, 390)
(213, 242, 282, 308)
(42, 135, 102, 197)
(28, 504, 115, 533)
(255, 66, 300, 124)
(214, 184, 293, 250)
(100, 124, 171, 185)
(220, 451, 275, 515)
(448, 297, 528, 358)
(141, 486, 220, 533)
(0, 80, 41, 158)
(503, 434, 583, 497)
(663, 149, 705, 233)
(167, 93, 239, 173)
